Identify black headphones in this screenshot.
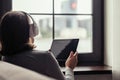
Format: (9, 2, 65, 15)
(21, 11, 39, 37)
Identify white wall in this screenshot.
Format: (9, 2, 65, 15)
(105, 0, 120, 80)
(104, 0, 113, 67)
(113, 0, 120, 80)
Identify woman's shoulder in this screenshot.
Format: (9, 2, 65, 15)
(4, 50, 51, 59)
(30, 50, 57, 63)
(30, 50, 53, 57)
(24, 50, 55, 59)
(31, 50, 50, 54)
(18, 49, 50, 55)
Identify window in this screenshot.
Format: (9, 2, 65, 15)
(3, 0, 104, 66)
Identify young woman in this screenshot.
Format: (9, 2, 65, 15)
(0, 11, 78, 80)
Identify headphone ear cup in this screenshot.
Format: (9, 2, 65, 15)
(29, 23, 39, 37)
(32, 22, 39, 37)
(21, 11, 39, 37)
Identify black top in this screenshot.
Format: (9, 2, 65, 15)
(3, 50, 65, 80)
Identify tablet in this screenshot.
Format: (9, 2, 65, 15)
(50, 39, 79, 61)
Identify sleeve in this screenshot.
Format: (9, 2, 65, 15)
(45, 52, 74, 80)
(65, 67, 74, 80)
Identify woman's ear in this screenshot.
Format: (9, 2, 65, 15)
(29, 37, 34, 43)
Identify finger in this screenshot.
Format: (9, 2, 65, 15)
(73, 51, 78, 57)
(74, 53, 78, 60)
(69, 51, 74, 58)
(75, 52, 78, 62)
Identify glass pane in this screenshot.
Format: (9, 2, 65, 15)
(54, 15, 92, 53)
(55, 0, 92, 14)
(31, 15, 53, 50)
(12, 0, 52, 13)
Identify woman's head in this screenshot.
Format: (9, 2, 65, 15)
(0, 11, 35, 55)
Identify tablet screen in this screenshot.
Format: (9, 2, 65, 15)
(50, 39, 79, 61)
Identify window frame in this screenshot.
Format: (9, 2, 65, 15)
(76, 0, 104, 66)
(1, 0, 104, 66)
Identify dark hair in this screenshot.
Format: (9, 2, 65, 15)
(0, 11, 34, 56)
